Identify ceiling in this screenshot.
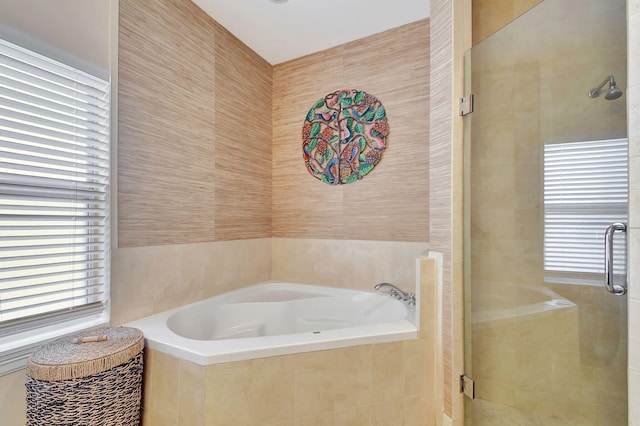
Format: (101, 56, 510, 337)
(191, 0, 430, 65)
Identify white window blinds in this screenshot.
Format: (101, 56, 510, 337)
(543, 139, 628, 278)
(0, 38, 110, 332)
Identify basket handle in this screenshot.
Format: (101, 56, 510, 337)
(72, 335, 108, 344)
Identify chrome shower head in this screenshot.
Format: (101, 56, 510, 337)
(589, 75, 623, 100)
(605, 85, 623, 100)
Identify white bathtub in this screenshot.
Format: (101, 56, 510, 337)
(126, 281, 418, 365)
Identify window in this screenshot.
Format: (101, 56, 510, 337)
(0, 38, 110, 371)
(543, 139, 628, 283)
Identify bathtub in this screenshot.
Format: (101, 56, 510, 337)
(126, 281, 418, 365)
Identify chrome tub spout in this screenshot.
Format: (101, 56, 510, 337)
(374, 283, 416, 306)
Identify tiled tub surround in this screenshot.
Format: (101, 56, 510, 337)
(111, 238, 429, 327)
(271, 238, 429, 293)
(140, 258, 438, 426)
(110, 239, 273, 326)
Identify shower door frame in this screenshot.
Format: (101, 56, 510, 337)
(461, 0, 629, 423)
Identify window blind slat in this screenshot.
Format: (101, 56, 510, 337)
(1, 134, 109, 160)
(2, 293, 105, 320)
(0, 75, 108, 117)
(0, 56, 108, 101)
(0, 173, 108, 192)
(0, 38, 110, 327)
(0, 108, 108, 141)
(543, 138, 628, 277)
(0, 268, 104, 287)
(2, 151, 108, 175)
(0, 86, 108, 124)
(0, 185, 107, 201)
(0, 118, 108, 150)
(1, 96, 109, 134)
(3, 285, 105, 306)
(0, 40, 108, 87)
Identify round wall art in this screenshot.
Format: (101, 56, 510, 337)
(302, 89, 389, 185)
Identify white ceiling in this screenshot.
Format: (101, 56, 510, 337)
(191, 0, 430, 65)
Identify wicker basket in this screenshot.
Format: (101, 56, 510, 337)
(25, 326, 144, 426)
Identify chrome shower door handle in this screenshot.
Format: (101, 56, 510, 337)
(604, 222, 627, 295)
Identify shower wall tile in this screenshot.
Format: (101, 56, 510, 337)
(631, 368, 640, 425)
(371, 397, 405, 424)
(630, 85, 640, 158)
(405, 394, 432, 426)
(627, 230, 640, 300)
(333, 405, 372, 425)
(472, 0, 543, 45)
(630, 298, 640, 371)
(630, 12, 640, 88)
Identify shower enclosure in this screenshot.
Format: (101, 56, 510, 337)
(464, 0, 628, 424)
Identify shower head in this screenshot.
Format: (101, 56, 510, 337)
(605, 85, 623, 100)
(588, 75, 623, 100)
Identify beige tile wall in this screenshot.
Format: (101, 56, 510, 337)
(271, 238, 429, 293)
(141, 258, 438, 426)
(628, 0, 640, 424)
(272, 20, 430, 243)
(110, 238, 272, 325)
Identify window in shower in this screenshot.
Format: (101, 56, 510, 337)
(543, 138, 628, 283)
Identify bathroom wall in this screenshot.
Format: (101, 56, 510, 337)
(270, 20, 430, 298)
(468, 0, 628, 423)
(112, 0, 273, 326)
(0, 0, 111, 73)
(628, 0, 640, 424)
(118, 0, 272, 247)
(0, 2, 446, 425)
(429, 0, 473, 422)
(272, 20, 429, 243)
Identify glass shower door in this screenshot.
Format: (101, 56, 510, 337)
(464, 0, 628, 424)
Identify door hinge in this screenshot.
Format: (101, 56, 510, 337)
(460, 374, 475, 399)
(459, 94, 475, 116)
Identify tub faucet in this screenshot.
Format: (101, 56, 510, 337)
(374, 283, 416, 306)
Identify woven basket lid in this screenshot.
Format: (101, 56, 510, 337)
(26, 326, 144, 381)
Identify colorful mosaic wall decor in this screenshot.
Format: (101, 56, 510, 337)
(302, 89, 389, 185)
